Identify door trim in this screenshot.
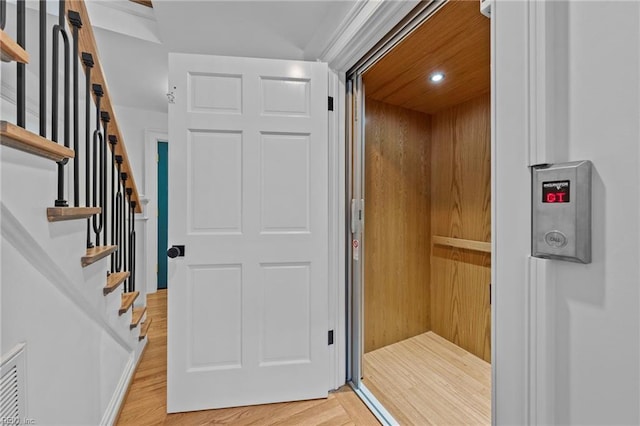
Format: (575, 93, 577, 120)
(519, 1, 569, 423)
(328, 69, 347, 391)
(321, 1, 420, 72)
(144, 129, 169, 295)
(156, 140, 169, 290)
(492, 0, 560, 424)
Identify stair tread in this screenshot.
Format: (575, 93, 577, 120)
(0, 29, 29, 63)
(130, 306, 146, 329)
(139, 317, 152, 341)
(81, 245, 117, 267)
(119, 291, 139, 315)
(130, 0, 153, 8)
(103, 271, 130, 295)
(47, 206, 101, 222)
(1, 121, 74, 162)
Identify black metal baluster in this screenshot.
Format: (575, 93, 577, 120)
(121, 173, 129, 278)
(92, 84, 104, 245)
(125, 187, 132, 291)
(16, 0, 25, 127)
(114, 157, 124, 272)
(52, 0, 71, 207)
(130, 201, 137, 292)
(100, 112, 110, 243)
(39, 0, 46, 136)
(109, 136, 118, 272)
(82, 52, 94, 248)
(0, 0, 6, 30)
(68, 11, 82, 207)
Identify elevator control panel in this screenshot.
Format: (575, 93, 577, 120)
(532, 161, 592, 263)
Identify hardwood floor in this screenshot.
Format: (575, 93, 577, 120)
(117, 290, 379, 425)
(363, 331, 491, 425)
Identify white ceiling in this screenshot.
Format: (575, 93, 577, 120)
(153, 1, 358, 61)
(88, 0, 359, 113)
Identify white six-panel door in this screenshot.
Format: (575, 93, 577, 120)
(167, 53, 329, 412)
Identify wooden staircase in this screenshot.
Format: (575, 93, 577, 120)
(1, 0, 151, 360)
(138, 318, 152, 341)
(119, 291, 139, 315)
(104, 272, 129, 295)
(130, 307, 146, 329)
(120, 292, 149, 339)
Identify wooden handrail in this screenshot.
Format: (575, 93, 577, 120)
(66, 0, 142, 213)
(432, 235, 491, 253)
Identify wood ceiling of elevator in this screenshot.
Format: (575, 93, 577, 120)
(363, 1, 490, 115)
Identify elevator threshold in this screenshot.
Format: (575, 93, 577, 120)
(363, 331, 491, 425)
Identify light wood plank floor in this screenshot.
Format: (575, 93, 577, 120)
(363, 331, 491, 425)
(117, 290, 380, 425)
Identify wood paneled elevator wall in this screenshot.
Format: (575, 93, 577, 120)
(363, 93, 491, 361)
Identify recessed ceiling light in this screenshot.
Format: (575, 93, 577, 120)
(429, 72, 445, 83)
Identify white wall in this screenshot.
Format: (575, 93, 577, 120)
(112, 104, 167, 194)
(1, 149, 140, 424)
(113, 105, 168, 295)
(554, 2, 639, 424)
(495, 1, 640, 424)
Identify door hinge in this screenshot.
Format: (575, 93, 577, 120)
(328, 96, 334, 111)
(328, 330, 334, 345)
(167, 85, 176, 104)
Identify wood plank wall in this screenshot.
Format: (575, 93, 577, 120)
(363, 99, 431, 353)
(430, 93, 491, 362)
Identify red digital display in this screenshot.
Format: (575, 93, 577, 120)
(542, 180, 570, 203)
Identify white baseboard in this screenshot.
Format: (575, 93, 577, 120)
(100, 339, 147, 426)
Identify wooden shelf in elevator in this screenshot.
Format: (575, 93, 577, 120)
(432, 235, 491, 253)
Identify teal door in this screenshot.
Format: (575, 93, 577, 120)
(157, 141, 168, 289)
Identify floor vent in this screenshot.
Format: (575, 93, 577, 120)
(1, 343, 26, 420)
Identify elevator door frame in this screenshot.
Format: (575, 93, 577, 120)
(345, 1, 490, 424)
(346, 73, 400, 423)
(340, 0, 557, 424)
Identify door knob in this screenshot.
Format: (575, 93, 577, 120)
(167, 245, 185, 258)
